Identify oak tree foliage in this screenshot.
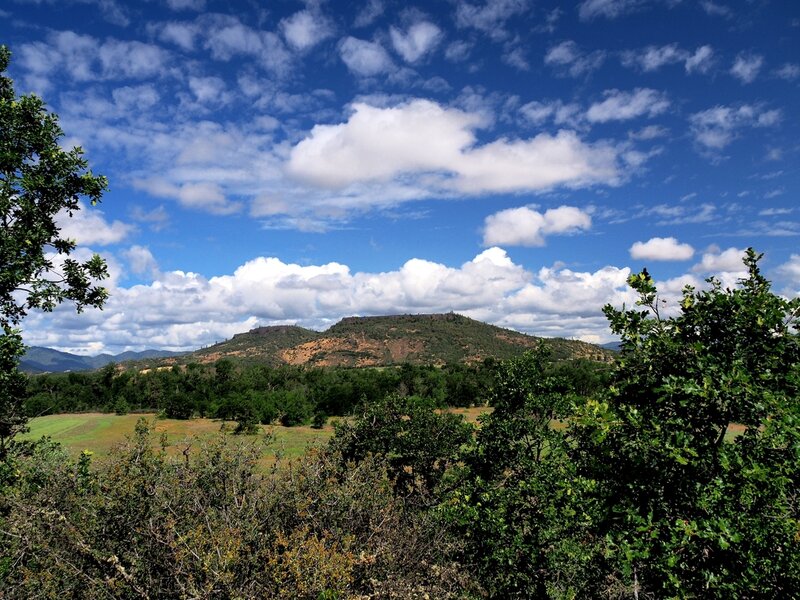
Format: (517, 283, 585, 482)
(0, 45, 108, 460)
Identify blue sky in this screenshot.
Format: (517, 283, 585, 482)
(3, 0, 799, 354)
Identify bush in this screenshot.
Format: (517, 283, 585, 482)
(0, 420, 476, 597)
(576, 249, 800, 597)
(311, 411, 327, 429)
(278, 389, 313, 427)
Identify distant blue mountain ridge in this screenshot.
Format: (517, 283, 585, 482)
(21, 346, 184, 373)
(599, 341, 622, 352)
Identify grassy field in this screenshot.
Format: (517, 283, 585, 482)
(20, 406, 741, 468)
(19, 407, 492, 466)
(20, 413, 335, 463)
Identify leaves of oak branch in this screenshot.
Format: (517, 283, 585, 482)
(0, 45, 109, 328)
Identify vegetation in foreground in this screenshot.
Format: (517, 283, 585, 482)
(2, 250, 798, 598)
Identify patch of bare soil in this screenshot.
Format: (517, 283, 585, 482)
(279, 334, 425, 367)
(385, 338, 424, 362)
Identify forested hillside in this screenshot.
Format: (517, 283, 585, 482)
(156, 312, 613, 369)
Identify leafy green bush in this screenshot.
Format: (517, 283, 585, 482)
(576, 248, 800, 597)
(330, 394, 473, 499)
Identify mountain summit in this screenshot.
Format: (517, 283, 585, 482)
(186, 313, 612, 367)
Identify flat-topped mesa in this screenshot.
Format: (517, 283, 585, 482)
(125, 312, 615, 369)
(233, 325, 313, 339)
(337, 312, 464, 324)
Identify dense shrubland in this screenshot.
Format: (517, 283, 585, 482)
(2, 250, 798, 598)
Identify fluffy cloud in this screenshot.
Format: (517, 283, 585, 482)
(66, 113, 279, 217)
(151, 21, 201, 51)
(621, 44, 714, 74)
(730, 52, 764, 84)
(777, 254, 800, 285)
(188, 76, 229, 104)
(621, 43, 684, 71)
(200, 14, 292, 74)
(19, 31, 170, 90)
(775, 63, 800, 80)
(390, 21, 442, 63)
(482, 206, 592, 246)
(586, 88, 670, 123)
(700, 0, 731, 17)
(56, 201, 133, 246)
(22, 247, 649, 352)
(280, 10, 333, 51)
(544, 40, 605, 77)
(287, 100, 479, 187)
(504, 264, 635, 320)
(685, 46, 714, 73)
(629, 237, 695, 261)
(692, 247, 747, 274)
(455, 0, 530, 40)
(689, 104, 781, 150)
(123, 245, 160, 279)
(339, 37, 394, 76)
(519, 100, 582, 127)
(134, 178, 243, 215)
(287, 99, 622, 192)
(579, 0, 648, 20)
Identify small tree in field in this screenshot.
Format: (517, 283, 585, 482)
(0, 45, 108, 464)
(577, 249, 800, 597)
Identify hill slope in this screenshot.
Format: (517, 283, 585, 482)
(169, 313, 612, 368)
(21, 347, 183, 373)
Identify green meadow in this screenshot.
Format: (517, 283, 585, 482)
(20, 407, 491, 463)
(21, 413, 334, 463)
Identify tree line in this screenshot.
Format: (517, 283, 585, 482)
(24, 357, 612, 426)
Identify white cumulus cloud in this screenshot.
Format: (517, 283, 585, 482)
(730, 52, 764, 84)
(482, 206, 592, 246)
(777, 254, 800, 286)
(339, 37, 394, 76)
(287, 99, 622, 193)
(692, 246, 747, 274)
(280, 10, 333, 51)
(390, 21, 442, 63)
(545, 40, 606, 77)
(21, 247, 651, 352)
(685, 45, 714, 73)
(621, 44, 714, 74)
(455, 0, 530, 40)
(56, 201, 133, 246)
(629, 237, 695, 261)
(586, 88, 670, 123)
(134, 178, 243, 215)
(689, 104, 781, 151)
(123, 245, 161, 279)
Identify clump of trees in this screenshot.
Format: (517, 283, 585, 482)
(441, 251, 799, 598)
(24, 355, 608, 426)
